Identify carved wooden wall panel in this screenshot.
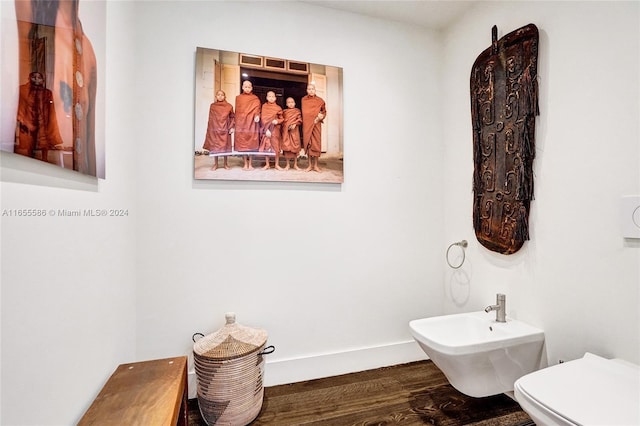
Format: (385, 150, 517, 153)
(471, 24, 539, 255)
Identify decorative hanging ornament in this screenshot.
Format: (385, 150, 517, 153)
(471, 24, 540, 254)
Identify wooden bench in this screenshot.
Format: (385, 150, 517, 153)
(78, 356, 188, 425)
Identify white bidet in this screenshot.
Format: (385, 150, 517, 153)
(410, 311, 545, 397)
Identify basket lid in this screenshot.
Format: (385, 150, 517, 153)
(194, 313, 267, 360)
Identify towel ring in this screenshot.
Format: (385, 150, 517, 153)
(446, 240, 468, 269)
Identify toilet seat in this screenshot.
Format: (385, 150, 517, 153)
(514, 352, 640, 425)
(514, 380, 578, 426)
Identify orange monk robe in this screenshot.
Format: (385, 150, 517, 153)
(301, 95, 326, 157)
(281, 107, 302, 159)
(259, 102, 284, 153)
(203, 100, 234, 153)
(234, 92, 261, 151)
(15, 82, 64, 157)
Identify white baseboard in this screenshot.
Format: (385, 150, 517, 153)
(263, 340, 428, 387)
(188, 370, 198, 399)
(187, 340, 428, 398)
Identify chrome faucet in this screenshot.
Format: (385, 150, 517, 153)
(485, 293, 506, 323)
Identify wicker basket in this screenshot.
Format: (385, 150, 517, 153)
(193, 313, 274, 426)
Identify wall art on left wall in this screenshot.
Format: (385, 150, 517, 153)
(0, 0, 106, 178)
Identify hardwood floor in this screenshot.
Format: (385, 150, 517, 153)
(188, 360, 534, 425)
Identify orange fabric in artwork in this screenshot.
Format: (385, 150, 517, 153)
(259, 102, 283, 153)
(281, 107, 302, 159)
(202, 100, 234, 153)
(15, 82, 64, 156)
(301, 95, 326, 157)
(234, 92, 261, 151)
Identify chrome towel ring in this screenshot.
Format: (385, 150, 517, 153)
(446, 240, 468, 269)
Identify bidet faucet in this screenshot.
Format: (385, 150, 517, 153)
(485, 293, 506, 323)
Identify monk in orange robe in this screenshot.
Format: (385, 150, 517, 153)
(234, 80, 261, 170)
(15, 72, 64, 162)
(301, 83, 326, 172)
(203, 90, 234, 170)
(281, 97, 302, 171)
(259, 91, 284, 170)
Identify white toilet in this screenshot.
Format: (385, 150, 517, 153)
(514, 352, 640, 425)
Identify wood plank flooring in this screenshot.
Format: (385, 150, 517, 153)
(188, 360, 534, 425)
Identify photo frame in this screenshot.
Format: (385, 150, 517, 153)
(194, 47, 344, 183)
(0, 0, 106, 179)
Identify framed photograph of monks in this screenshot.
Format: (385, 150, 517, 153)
(194, 47, 344, 183)
(0, 0, 106, 178)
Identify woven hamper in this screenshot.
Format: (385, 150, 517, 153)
(193, 313, 273, 426)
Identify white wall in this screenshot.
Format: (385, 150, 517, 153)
(441, 1, 640, 365)
(131, 0, 443, 387)
(0, 2, 138, 425)
(2, 1, 638, 425)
